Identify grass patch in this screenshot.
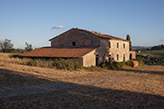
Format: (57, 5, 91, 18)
(83, 66, 105, 71)
(0, 53, 82, 70)
(52, 59, 82, 70)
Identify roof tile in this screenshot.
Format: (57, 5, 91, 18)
(49, 28, 128, 41)
(20, 47, 96, 58)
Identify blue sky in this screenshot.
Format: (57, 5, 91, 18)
(0, 0, 164, 48)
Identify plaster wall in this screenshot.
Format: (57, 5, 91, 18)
(83, 50, 96, 67)
(109, 40, 130, 62)
(130, 51, 136, 60)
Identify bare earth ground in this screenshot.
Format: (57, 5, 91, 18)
(0, 61, 164, 108)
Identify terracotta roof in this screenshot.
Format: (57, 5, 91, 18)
(96, 33, 128, 41)
(49, 28, 128, 41)
(20, 47, 96, 58)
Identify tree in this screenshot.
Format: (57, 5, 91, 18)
(0, 39, 13, 53)
(126, 34, 133, 51)
(25, 42, 33, 51)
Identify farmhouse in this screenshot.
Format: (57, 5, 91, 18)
(21, 28, 136, 67)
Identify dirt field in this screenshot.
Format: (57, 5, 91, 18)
(0, 61, 164, 108)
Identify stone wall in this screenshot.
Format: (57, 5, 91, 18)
(95, 39, 109, 65)
(95, 39, 130, 64)
(51, 29, 100, 48)
(50, 28, 132, 66)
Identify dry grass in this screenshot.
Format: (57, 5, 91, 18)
(0, 53, 164, 108)
(0, 61, 164, 95)
(0, 53, 82, 70)
(0, 53, 13, 58)
(0, 53, 29, 64)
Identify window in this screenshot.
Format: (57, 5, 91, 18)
(109, 41, 111, 48)
(117, 43, 119, 48)
(109, 55, 111, 61)
(123, 54, 125, 61)
(123, 43, 125, 48)
(117, 54, 119, 60)
(72, 42, 75, 46)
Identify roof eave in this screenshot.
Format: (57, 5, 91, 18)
(108, 38, 129, 42)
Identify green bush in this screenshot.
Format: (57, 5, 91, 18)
(100, 61, 124, 69)
(27, 60, 37, 66)
(52, 59, 82, 70)
(101, 61, 114, 69)
(136, 57, 144, 65)
(124, 60, 130, 66)
(8, 57, 82, 70)
(113, 62, 124, 68)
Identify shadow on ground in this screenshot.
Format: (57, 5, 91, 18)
(0, 69, 164, 108)
(0, 68, 53, 88)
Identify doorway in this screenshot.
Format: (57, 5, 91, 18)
(130, 53, 132, 60)
(96, 55, 99, 66)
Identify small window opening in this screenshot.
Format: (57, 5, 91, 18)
(117, 43, 119, 48)
(109, 41, 111, 48)
(123, 43, 125, 48)
(72, 42, 75, 46)
(117, 54, 119, 60)
(109, 55, 112, 61)
(123, 54, 125, 61)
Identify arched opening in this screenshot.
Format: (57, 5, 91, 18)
(130, 53, 132, 60)
(117, 54, 119, 61)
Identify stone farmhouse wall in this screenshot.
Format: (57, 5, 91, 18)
(50, 28, 131, 66)
(95, 39, 109, 65)
(51, 29, 100, 48)
(95, 39, 130, 65)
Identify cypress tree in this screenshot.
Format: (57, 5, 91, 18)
(126, 34, 133, 51)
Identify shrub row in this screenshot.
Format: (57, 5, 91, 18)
(0, 56, 82, 70)
(27, 58, 82, 70)
(101, 61, 131, 69)
(136, 55, 164, 65)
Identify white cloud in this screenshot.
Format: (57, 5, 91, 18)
(13, 44, 18, 48)
(51, 25, 64, 29)
(160, 39, 164, 42)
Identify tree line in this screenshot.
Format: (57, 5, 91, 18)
(150, 44, 164, 50)
(0, 39, 33, 53)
